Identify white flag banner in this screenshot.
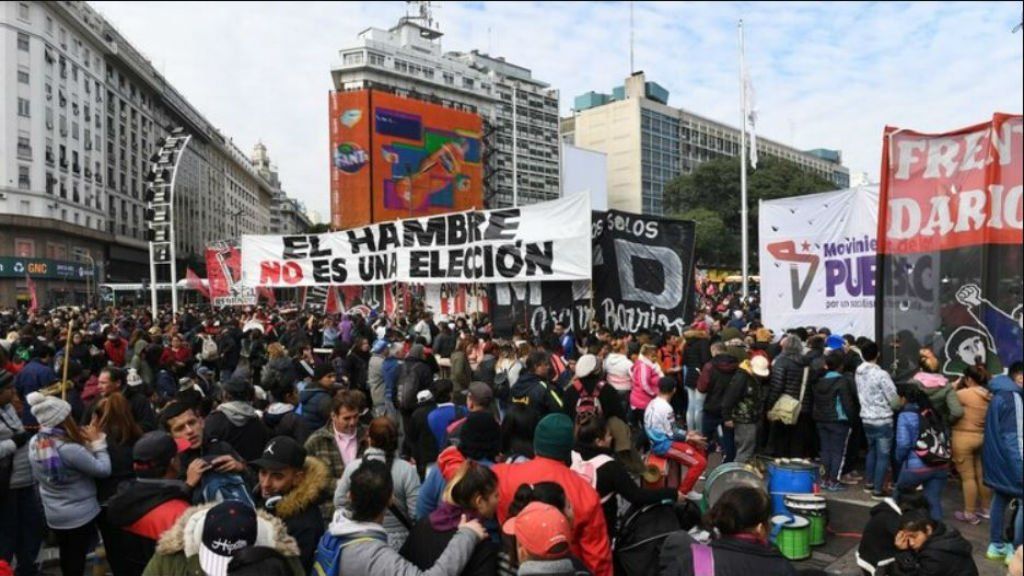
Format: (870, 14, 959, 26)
(759, 186, 879, 337)
(241, 194, 593, 287)
(744, 69, 758, 169)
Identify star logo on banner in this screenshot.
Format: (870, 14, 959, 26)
(801, 241, 811, 252)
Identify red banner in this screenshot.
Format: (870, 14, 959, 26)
(879, 114, 1023, 255)
(205, 243, 256, 307)
(186, 268, 210, 300)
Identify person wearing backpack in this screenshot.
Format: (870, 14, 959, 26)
(659, 486, 797, 576)
(563, 354, 631, 456)
(573, 414, 678, 542)
(895, 386, 950, 521)
(316, 460, 487, 576)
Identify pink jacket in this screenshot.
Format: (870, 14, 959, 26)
(630, 356, 663, 411)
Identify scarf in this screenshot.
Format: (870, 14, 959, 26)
(30, 427, 68, 484)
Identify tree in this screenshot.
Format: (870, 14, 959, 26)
(680, 207, 735, 267)
(665, 155, 836, 268)
(307, 222, 331, 234)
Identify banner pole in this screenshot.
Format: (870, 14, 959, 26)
(61, 320, 73, 401)
(738, 19, 750, 302)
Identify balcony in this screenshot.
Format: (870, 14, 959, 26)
(17, 145, 32, 160)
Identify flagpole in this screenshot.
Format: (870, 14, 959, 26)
(738, 19, 749, 302)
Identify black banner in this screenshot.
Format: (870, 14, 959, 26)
(490, 210, 696, 337)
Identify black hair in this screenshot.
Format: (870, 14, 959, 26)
(227, 546, 292, 576)
(159, 400, 198, 431)
(1009, 361, 1024, 381)
(657, 376, 676, 395)
(431, 379, 453, 403)
(825, 350, 845, 372)
(900, 385, 931, 408)
(861, 340, 880, 362)
(501, 404, 539, 459)
(897, 509, 936, 533)
(100, 366, 125, 385)
(574, 413, 607, 446)
(348, 460, 393, 523)
(508, 481, 567, 518)
(703, 486, 771, 536)
(447, 461, 499, 509)
(526, 350, 550, 372)
(895, 487, 930, 513)
(962, 365, 989, 387)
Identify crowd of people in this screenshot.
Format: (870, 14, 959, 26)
(0, 296, 1020, 576)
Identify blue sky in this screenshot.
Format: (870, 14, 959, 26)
(91, 1, 1023, 216)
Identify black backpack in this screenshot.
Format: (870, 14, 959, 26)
(614, 501, 701, 576)
(913, 405, 951, 466)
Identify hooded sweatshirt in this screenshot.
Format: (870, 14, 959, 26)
(888, 522, 978, 576)
(327, 511, 478, 576)
(333, 447, 421, 550)
(856, 362, 899, 427)
(263, 403, 311, 444)
(400, 502, 498, 576)
(700, 354, 740, 417)
(203, 401, 271, 462)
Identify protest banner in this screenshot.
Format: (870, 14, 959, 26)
(877, 114, 1023, 378)
(206, 241, 257, 307)
(759, 186, 879, 337)
(241, 194, 591, 288)
(490, 210, 696, 336)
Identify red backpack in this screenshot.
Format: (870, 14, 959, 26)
(573, 378, 605, 419)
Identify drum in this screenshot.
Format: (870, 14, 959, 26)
(772, 515, 811, 560)
(784, 494, 827, 546)
(703, 463, 764, 509)
(768, 459, 819, 514)
(642, 453, 680, 491)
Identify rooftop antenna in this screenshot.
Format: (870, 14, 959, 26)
(629, 1, 635, 74)
(403, 1, 442, 38)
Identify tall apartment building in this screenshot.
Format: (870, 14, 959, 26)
(562, 72, 850, 215)
(0, 0, 274, 306)
(330, 9, 560, 209)
(252, 141, 311, 235)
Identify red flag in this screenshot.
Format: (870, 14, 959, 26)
(325, 286, 340, 315)
(186, 268, 210, 300)
(258, 286, 277, 307)
(25, 272, 38, 314)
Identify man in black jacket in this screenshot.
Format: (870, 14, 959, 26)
(204, 376, 271, 462)
(105, 431, 195, 576)
(510, 350, 565, 418)
(250, 436, 329, 573)
(697, 342, 743, 463)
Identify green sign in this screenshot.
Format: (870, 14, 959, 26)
(0, 257, 93, 280)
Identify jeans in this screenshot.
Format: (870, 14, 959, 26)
(686, 388, 705, 432)
(734, 423, 758, 464)
(702, 412, 736, 463)
(817, 422, 851, 483)
(897, 466, 949, 521)
(991, 491, 1024, 548)
(0, 486, 45, 576)
(863, 423, 893, 492)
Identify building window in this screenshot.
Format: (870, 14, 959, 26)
(443, 72, 454, 85)
(46, 15, 53, 34)
(18, 135, 31, 159)
(343, 51, 364, 65)
(463, 77, 474, 89)
(368, 52, 385, 66)
(15, 239, 35, 258)
(18, 98, 30, 118)
(17, 32, 29, 51)
(18, 166, 31, 190)
(18, 70, 29, 84)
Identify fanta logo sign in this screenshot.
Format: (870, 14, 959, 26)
(334, 143, 367, 174)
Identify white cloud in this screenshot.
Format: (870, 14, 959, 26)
(91, 1, 1023, 214)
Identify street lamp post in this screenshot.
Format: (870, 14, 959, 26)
(145, 128, 191, 318)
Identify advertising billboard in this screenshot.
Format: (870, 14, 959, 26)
(329, 90, 484, 230)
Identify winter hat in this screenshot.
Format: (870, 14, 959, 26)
(751, 355, 771, 378)
(720, 327, 744, 345)
(126, 368, 144, 388)
(533, 413, 574, 463)
(458, 411, 501, 461)
(371, 339, 389, 354)
(755, 328, 773, 344)
(574, 354, 599, 379)
(27, 392, 72, 428)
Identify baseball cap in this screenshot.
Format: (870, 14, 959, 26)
(250, 436, 306, 471)
(133, 431, 190, 472)
(501, 502, 572, 560)
(574, 354, 599, 379)
(199, 501, 258, 576)
(464, 381, 494, 406)
(371, 339, 389, 354)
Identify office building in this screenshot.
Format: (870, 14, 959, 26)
(0, 1, 274, 306)
(330, 6, 560, 210)
(252, 141, 310, 235)
(563, 72, 850, 215)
